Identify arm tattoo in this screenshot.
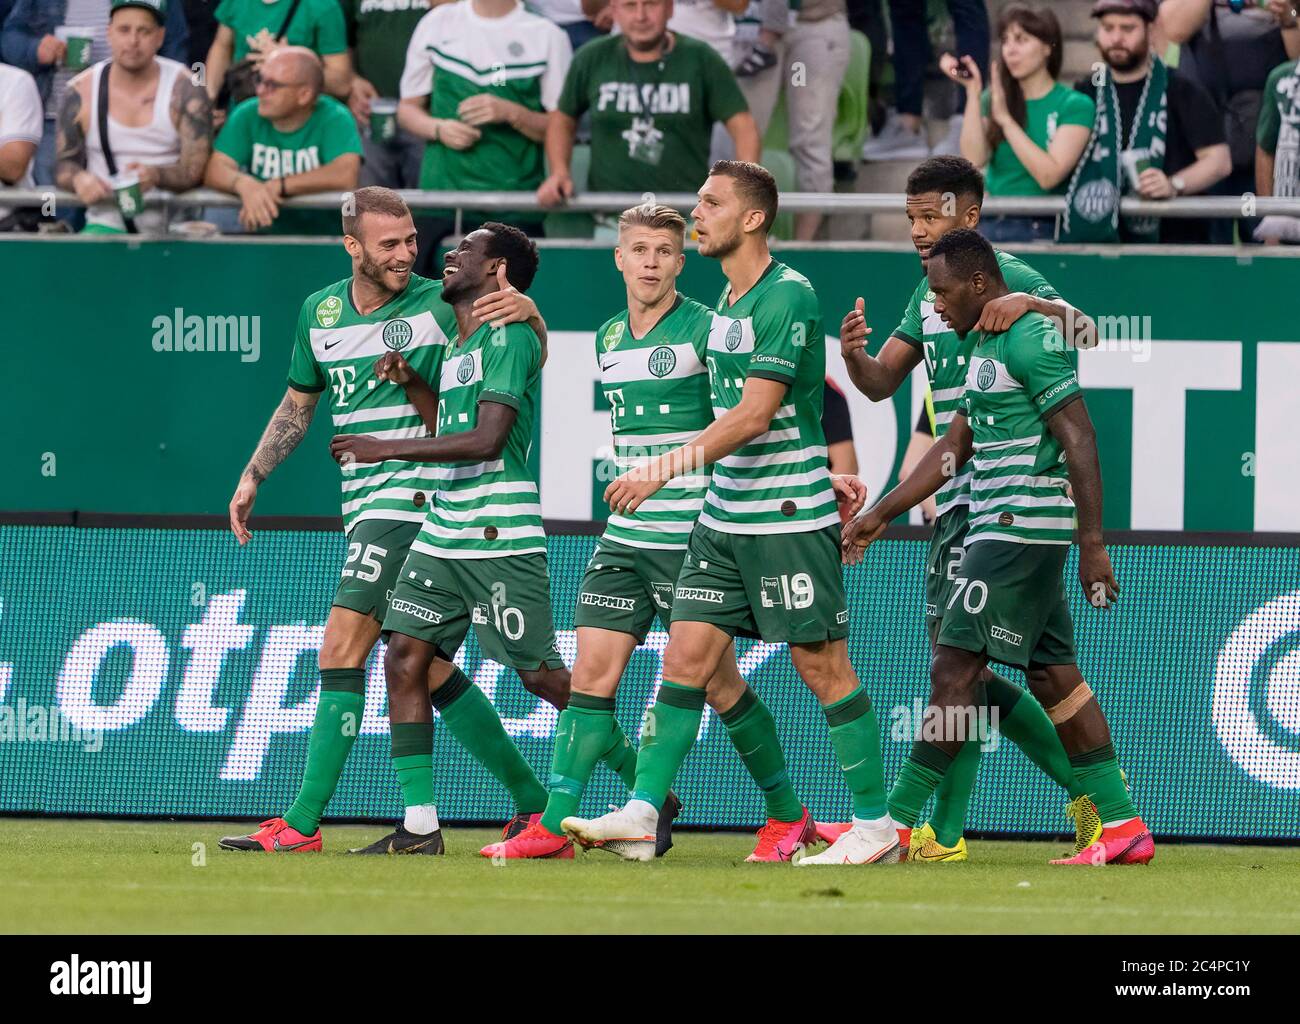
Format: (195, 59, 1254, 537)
(55, 87, 87, 189)
(156, 77, 213, 191)
(243, 393, 315, 484)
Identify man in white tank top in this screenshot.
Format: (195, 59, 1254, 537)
(54, 0, 212, 233)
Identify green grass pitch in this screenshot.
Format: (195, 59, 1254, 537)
(4, 819, 1298, 934)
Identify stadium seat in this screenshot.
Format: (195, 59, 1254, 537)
(543, 143, 595, 239)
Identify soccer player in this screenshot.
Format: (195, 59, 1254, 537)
(844, 229, 1153, 867)
(563, 162, 900, 866)
(834, 156, 1102, 863)
(481, 203, 864, 863)
(218, 189, 561, 854)
(329, 223, 642, 854)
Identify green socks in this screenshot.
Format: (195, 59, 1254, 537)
(631, 681, 706, 810)
(929, 739, 981, 846)
(432, 667, 548, 813)
(987, 673, 1084, 798)
(391, 720, 435, 808)
(823, 685, 889, 821)
(1070, 742, 1137, 822)
(283, 668, 365, 835)
(887, 740, 953, 828)
(719, 687, 804, 822)
(598, 722, 639, 791)
(540, 693, 620, 834)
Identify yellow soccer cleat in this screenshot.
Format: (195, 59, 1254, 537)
(905, 822, 968, 863)
(1066, 794, 1103, 856)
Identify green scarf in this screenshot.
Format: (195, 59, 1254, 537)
(1061, 57, 1169, 244)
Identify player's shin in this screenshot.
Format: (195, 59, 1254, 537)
(986, 672, 1084, 799)
(720, 686, 803, 822)
(1069, 741, 1138, 823)
(431, 666, 548, 813)
(888, 741, 954, 829)
(823, 685, 889, 823)
(391, 721, 438, 833)
(597, 720, 638, 790)
(282, 668, 366, 836)
(541, 694, 621, 834)
(927, 739, 981, 847)
(630, 681, 706, 811)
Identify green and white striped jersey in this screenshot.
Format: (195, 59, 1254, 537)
(597, 295, 715, 550)
(287, 274, 455, 534)
(893, 250, 1061, 519)
(963, 311, 1080, 546)
(702, 261, 838, 534)
(408, 320, 546, 560)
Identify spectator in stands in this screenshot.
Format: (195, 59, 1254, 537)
(1061, 0, 1230, 244)
(538, 0, 606, 52)
(0, 61, 43, 231)
(1254, 55, 1300, 243)
(733, 0, 849, 239)
(539, 0, 760, 212)
(341, 0, 432, 189)
(2, 0, 189, 185)
(944, 4, 1094, 243)
(180, 0, 218, 67)
(1158, 0, 1300, 242)
(822, 378, 858, 476)
(669, 0, 743, 64)
(55, 0, 210, 234)
(863, 0, 989, 161)
(398, 0, 570, 274)
(205, 45, 360, 233)
(203, 0, 351, 112)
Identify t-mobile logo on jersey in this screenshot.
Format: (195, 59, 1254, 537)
(328, 366, 358, 407)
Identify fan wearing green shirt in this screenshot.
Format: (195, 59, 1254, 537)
(537, 0, 760, 209)
(205, 46, 362, 234)
(844, 228, 1154, 868)
(943, 3, 1094, 243)
(205, 0, 353, 107)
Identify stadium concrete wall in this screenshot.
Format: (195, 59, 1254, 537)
(2, 523, 1298, 839)
(2, 238, 1297, 532)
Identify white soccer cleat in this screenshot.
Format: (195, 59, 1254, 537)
(561, 803, 657, 862)
(794, 822, 901, 866)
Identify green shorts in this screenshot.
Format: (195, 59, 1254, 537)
(924, 507, 971, 627)
(333, 518, 422, 620)
(574, 537, 684, 643)
(670, 523, 848, 645)
(935, 539, 1077, 670)
(382, 549, 564, 671)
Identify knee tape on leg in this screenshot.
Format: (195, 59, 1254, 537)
(1045, 681, 1094, 724)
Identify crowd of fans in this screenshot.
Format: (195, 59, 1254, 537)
(0, 0, 1296, 243)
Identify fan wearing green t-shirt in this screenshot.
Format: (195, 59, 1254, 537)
(942, 4, 1094, 242)
(206, 0, 352, 106)
(537, 0, 760, 209)
(206, 47, 362, 234)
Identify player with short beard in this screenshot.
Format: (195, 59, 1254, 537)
(219, 188, 557, 855)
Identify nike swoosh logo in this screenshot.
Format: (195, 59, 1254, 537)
(323, 338, 342, 350)
(738, 745, 762, 757)
(842, 756, 869, 771)
(272, 837, 314, 850)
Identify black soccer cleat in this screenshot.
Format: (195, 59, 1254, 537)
(347, 824, 444, 855)
(656, 791, 682, 858)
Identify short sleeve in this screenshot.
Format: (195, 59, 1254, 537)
(215, 0, 238, 29)
(287, 298, 325, 392)
(892, 277, 926, 349)
(0, 69, 43, 144)
(1171, 72, 1225, 152)
(1000, 254, 1061, 302)
(539, 25, 573, 112)
(1058, 87, 1095, 129)
(314, 0, 349, 55)
(480, 323, 540, 410)
(702, 44, 747, 124)
(1006, 318, 1080, 418)
(399, 12, 435, 99)
(1257, 62, 1291, 154)
(557, 45, 588, 118)
(320, 100, 363, 161)
(748, 280, 815, 385)
(213, 99, 256, 164)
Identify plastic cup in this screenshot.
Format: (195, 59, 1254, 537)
(56, 26, 94, 71)
(369, 99, 399, 144)
(1121, 149, 1153, 192)
(111, 170, 143, 221)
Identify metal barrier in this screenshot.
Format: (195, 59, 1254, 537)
(6, 187, 1300, 220)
